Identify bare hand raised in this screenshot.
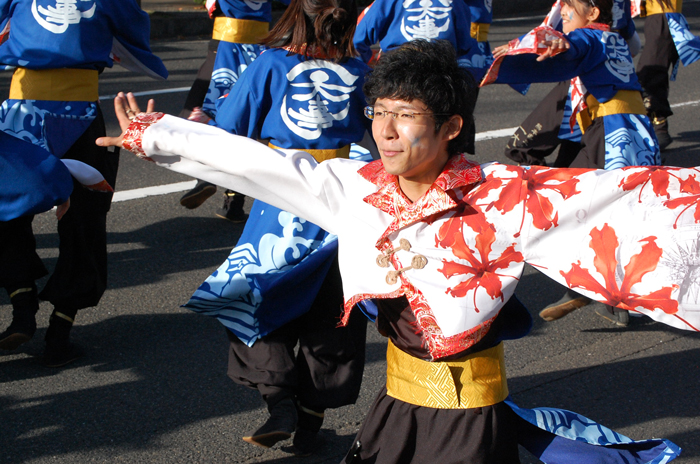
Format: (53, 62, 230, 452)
(95, 92, 155, 148)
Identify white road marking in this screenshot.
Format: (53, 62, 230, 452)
(99, 87, 191, 101)
(113, 180, 197, 202)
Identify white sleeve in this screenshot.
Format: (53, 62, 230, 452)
(516, 165, 700, 332)
(141, 115, 362, 235)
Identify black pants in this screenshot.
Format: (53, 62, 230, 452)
(2, 108, 119, 313)
(504, 81, 582, 167)
(0, 215, 48, 289)
(180, 38, 220, 116)
(637, 13, 678, 118)
(226, 259, 367, 412)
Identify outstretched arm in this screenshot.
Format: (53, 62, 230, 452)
(96, 93, 364, 235)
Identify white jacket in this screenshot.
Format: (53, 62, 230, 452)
(129, 114, 700, 359)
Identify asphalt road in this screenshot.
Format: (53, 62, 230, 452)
(2, 6, 700, 464)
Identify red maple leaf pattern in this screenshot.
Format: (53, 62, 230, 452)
(663, 174, 700, 229)
(481, 166, 585, 236)
(561, 224, 679, 316)
(436, 212, 523, 311)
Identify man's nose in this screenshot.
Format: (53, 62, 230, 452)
(375, 115, 398, 139)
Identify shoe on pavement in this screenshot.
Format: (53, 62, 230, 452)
(652, 117, 673, 152)
(216, 190, 248, 223)
(0, 331, 33, 351)
(43, 340, 84, 368)
(539, 290, 591, 322)
(594, 305, 629, 327)
(291, 406, 324, 456)
(0, 315, 37, 351)
(180, 180, 217, 209)
(242, 397, 297, 448)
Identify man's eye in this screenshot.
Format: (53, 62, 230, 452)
(399, 112, 415, 120)
(374, 111, 386, 119)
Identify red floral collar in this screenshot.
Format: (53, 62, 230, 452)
(358, 154, 483, 247)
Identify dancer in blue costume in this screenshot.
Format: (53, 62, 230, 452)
(467, 0, 494, 67)
(178, 0, 290, 219)
(0, 0, 167, 366)
(497, 0, 647, 324)
(503, 0, 639, 169)
(484, 0, 660, 171)
(353, 0, 493, 153)
(104, 38, 686, 464)
(634, 0, 700, 150)
(182, 0, 370, 454)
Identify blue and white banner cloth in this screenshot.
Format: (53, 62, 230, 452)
(508, 398, 681, 463)
(183, 200, 339, 346)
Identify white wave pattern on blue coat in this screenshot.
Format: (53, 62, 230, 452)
(604, 113, 660, 169)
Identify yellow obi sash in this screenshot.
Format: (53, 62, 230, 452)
(268, 143, 350, 163)
(470, 22, 490, 42)
(386, 340, 509, 409)
(212, 17, 269, 44)
(642, 0, 681, 16)
(576, 90, 647, 133)
(10, 68, 99, 102)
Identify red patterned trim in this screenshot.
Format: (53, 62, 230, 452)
(481, 26, 568, 87)
(122, 112, 165, 162)
(341, 283, 498, 360)
(358, 155, 482, 247)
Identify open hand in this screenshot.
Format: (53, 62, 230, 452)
(536, 37, 570, 61)
(492, 44, 509, 60)
(96, 92, 155, 148)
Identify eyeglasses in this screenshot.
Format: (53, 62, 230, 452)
(364, 106, 449, 123)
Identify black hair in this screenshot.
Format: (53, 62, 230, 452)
(363, 40, 477, 156)
(562, 0, 613, 26)
(262, 0, 358, 62)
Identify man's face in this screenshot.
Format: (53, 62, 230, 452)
(371, 98, 454, 187)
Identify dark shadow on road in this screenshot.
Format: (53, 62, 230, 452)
(0, 310, 388, 464)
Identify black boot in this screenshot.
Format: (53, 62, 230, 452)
(179, 180, 217, 209)
(43, 309, 83, 368)
(292, 405, 325, 456)
(595, 305, 630, 327)
(539, 289, 591, 322)
(651, 115, 673, 153)
(216, 190, 248, 223)
(242, 396, 298, 448)
(0, 285, 39, 350)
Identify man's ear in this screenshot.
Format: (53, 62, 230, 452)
(442, 115, 463, 142)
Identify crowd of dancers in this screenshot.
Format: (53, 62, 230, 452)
(2, 0, 700, 462)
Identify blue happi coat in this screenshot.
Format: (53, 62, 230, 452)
(184, 48, 371, 345)
(353, 0, 492, 81)
(665, 12, 700, 79)
(0, 0, 166, 218)
(492, 27, 660, 169)
(201, 0, 290, 116)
